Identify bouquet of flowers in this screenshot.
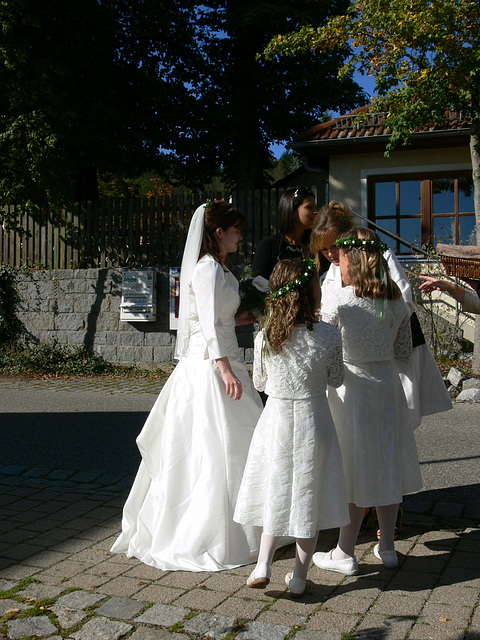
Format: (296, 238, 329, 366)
(237, 267, 269, 322)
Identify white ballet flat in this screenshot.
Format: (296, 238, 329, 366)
(374, 543, 398, 569)
(313, 550, 359, 575)
(284, 571, 306, 598)
(246, 562, 271, 588)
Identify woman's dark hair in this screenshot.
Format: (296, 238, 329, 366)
(277, 187, 316, 235)
(199, 200, 246, 263)
(263, 258, 318, 353)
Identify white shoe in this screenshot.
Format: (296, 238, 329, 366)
(374, 543, 398, 569)
(313, 550, 359, 575)
(285, 572, 306, 598)
(246, 562, 271, 588)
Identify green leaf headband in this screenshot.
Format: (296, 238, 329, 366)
(205, 199, 233, 215)
(334, 237, 388, 252)
(270, 258, 317, 299)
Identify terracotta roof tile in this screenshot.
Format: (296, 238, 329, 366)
(294, 106, 471, 143)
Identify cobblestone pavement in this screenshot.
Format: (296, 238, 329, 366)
(0, 379, 479, 640)
(0, 375, 167, 394)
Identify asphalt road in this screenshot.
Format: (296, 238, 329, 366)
(0, 386, 156, 476)
(0, 384, 478, 505)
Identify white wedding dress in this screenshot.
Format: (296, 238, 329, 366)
(111, 254, 263, 571)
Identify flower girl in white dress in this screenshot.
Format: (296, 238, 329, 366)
(111, 201, 263, 572)
(234, 258, 349, 597)
(314, 228, 422, 575)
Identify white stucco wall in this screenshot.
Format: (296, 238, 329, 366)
(327, 145, 472, 219)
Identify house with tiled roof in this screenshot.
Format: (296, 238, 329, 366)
(286, 106, 474, 256)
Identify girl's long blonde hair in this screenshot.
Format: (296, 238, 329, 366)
(340, 228, 401, 300)
(263, 259, 318, 354)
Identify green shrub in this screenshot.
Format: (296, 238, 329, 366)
(0, 266, 22, 344)
(0, 341, 130, 377)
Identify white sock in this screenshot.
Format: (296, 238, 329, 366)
(333, 503, 365, 559)
(293, 533, 319, 580)
(257, 533, 280, 565)
(376, 504, 399, 552)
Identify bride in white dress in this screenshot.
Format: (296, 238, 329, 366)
(110, 201, 263, 572)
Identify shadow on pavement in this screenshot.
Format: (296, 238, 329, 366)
(0, 411, 146, 474)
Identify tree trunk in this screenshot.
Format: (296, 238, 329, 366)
(470, 124, 480, 374)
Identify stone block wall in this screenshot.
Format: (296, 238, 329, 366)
(14, 268, 254, 366)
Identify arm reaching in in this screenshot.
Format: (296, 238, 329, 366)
(419, 275, 466, 303)
(419, 275, 480, 314)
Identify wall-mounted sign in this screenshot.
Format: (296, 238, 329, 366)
(120, 269, 156, 322)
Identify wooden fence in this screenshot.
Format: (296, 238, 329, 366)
(0, 188, 307, 269)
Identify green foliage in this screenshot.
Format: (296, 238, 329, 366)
(0, 340, 173, 379)
(264, 0, 480, 150)
(1, 0, 367, 222)
(174, 0, 366, 190)
(0, 266, 21, 344)
(0, 342, 117, 376)
(0, 0, 194, 218)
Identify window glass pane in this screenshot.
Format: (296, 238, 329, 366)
(375, 182, 396, 217)
(399, 218, 422, 252)
(432, 179, 455, 214)
(459, 215, 476, 245)
(458, 178, 474, 213)
(375, 218, 397, 250)
(399, 181, 421, 216)
(433, 217, 455, 244)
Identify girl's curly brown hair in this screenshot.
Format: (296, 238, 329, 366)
(263, 259, 319, 354)
(340, 228, 401, 300)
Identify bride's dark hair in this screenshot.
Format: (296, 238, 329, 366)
(199, 200, 246, 263)
(263, 258, 318, 354)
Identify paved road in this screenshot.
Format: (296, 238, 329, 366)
(0, 376, 479, 640)
(0, 376, 479, 503)
(0, 378, 158, 475)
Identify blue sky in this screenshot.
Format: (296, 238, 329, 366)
(270, 71, 377, 159)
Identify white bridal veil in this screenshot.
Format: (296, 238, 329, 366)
(174, 203, 207, 360)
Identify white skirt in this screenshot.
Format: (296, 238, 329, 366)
(328, 361, 423, 507)
(234, 394, 350, 539)
(396, 343, 452, 430)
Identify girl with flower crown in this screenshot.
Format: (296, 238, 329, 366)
(311, 201, 451, 432)
(313, 228, 422, 575)
(111, 201, 264, 572)
(234, 258, 349, 597)
(311, 203, 451, 540)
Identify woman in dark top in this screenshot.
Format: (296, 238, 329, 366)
(252, 187, 319, 280)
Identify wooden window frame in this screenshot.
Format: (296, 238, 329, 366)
(367, 170, 474, 254)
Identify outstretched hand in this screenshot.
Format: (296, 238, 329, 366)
(418, 275, 452, 294)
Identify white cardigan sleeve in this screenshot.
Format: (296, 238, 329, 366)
(384, 249, 414, 315)
(462, 288, 480, 314)
(191, 258, 229, 360)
